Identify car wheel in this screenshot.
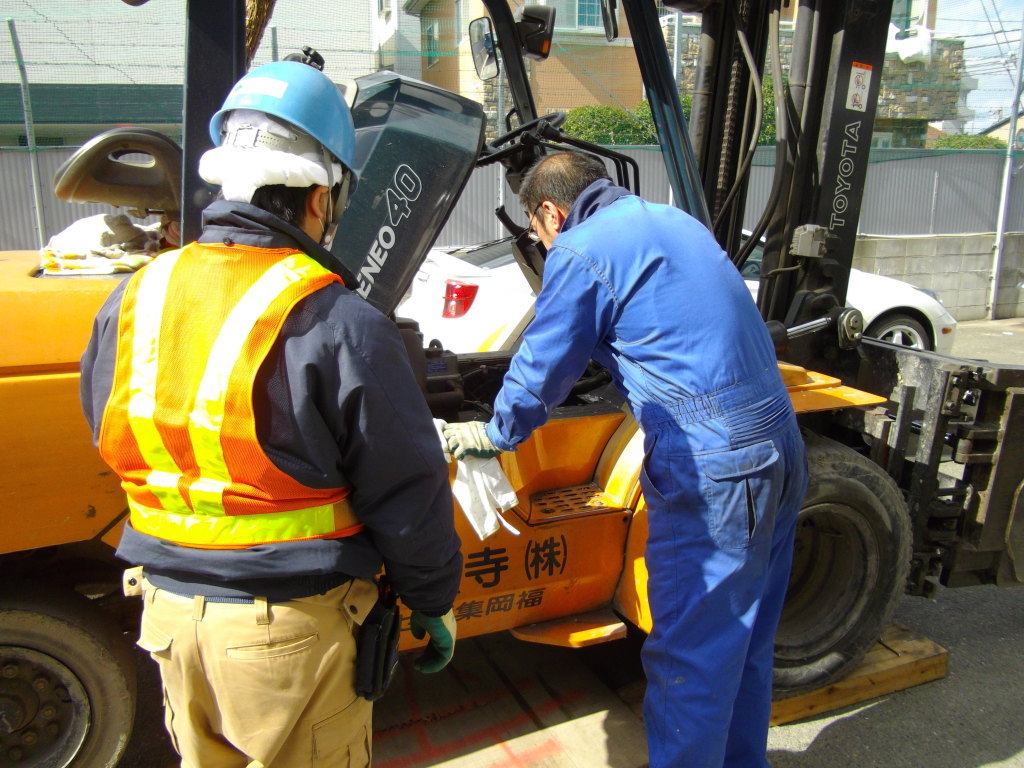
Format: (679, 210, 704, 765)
(772, 431, 911, 698)
(865, 313, 932, 351)
(0, 582, 136, 768)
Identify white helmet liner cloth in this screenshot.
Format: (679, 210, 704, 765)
(200, 110, 343, 203)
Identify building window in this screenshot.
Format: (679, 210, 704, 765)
(578, 0, 600, 28)
(549, 0, 603, 31)
(425, 19, 440, 67)
(379, 0, 391, 20)
(871, 132, 893, 149)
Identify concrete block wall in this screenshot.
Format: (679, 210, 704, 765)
(853, 233, 1024, 321)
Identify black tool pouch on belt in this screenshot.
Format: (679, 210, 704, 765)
(355, 580, 401, 701)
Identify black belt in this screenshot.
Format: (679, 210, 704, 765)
(145, 570, 353, 603)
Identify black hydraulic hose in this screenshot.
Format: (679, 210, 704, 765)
(712, 9, 764, 235)
(799, 3, 821, 130)
(766, 2, 825, 320)
(689, 5, 721, 173)
(788, 0, 815, 121)
(762, 4, 799, 319)
(734, 3, 795, 282)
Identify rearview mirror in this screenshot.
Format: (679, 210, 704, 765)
(469, 17, 499, 80)
(515, 5, 556, 61)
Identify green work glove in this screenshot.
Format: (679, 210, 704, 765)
(409, 609, 457, 673)
(443, 421, 503, 460)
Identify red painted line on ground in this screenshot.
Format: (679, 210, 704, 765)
(374, 673, 539, 744)
(373, 686, 585, 768)
(403, 659, 433, 754)
(491, 737, 563, 767)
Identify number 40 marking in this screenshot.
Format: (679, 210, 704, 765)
(386, 164, 421, 227)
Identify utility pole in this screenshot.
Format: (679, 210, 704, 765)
(989, 8, 1024, 320)
(7, 19, 46, 249)
(497, 51, 505, 239)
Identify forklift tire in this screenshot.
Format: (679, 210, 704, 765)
(772, 430, 911, 698)
(0, 582, 136, 768)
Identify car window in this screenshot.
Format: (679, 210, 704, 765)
(449, 239, 517, 269)
(740, 244, 764, 279)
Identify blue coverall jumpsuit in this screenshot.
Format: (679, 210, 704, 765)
(485, 179, 808, 768)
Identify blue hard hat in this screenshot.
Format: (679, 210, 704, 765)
(209, 61, 356, 175)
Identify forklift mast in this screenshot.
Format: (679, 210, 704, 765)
(681, 0, 894, 332)
(182, 0, 893, 353)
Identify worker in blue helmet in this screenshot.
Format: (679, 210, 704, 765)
(202, 59, 357, 249)
(80, 59, 461, 767)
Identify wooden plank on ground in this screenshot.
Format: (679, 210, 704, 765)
(770, 623, 948, 726)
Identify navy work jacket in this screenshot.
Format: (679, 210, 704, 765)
(81, 200, 462, 612)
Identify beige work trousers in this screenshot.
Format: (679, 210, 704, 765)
(129, 570, 380, 768)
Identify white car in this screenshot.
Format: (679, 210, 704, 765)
(738, 237, 958, 354)
(396, 240, 535, 352)
(397, 237, 958, 355)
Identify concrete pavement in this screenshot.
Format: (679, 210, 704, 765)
(947, 317, 1024, 365)
(768, 584, 1024, 768)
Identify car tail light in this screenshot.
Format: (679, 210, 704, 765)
(442, 280, 479, 318)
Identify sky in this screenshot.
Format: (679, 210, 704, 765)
(935, 0, 1024, 132)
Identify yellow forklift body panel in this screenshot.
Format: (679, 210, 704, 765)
(0, 251, 121, 373)
(0, 251, 126, 555)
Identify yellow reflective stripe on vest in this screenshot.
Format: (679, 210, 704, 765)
(129, 496, 357, 547)
(188, 254, 330, 516)
(127, 250, 191, 515)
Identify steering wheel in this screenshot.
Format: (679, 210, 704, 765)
(479, 111, 567, 164)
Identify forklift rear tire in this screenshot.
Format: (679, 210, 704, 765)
(772, 430, 911, 698)
(0, 582, 136, 768)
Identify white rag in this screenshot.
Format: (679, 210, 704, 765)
(434, 419, 520, 541)
(40, 213, 162, 275)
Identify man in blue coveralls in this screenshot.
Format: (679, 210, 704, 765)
(443, 151, 808, 768)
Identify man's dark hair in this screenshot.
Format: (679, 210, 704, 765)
(519, 151, 611, 217)
(250, 182, 343, 228)
(249, 184, 314, 226)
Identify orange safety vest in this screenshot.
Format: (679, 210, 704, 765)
(98, 242, 363, 549)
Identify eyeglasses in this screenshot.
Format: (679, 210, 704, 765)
(526, 202, 543, 242)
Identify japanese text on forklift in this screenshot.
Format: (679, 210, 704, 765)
(1, 1, 1022, 767)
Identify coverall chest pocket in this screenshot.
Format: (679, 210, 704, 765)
(701, 439, 780, 550)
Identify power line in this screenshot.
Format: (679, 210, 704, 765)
(950, 29, 1024, 40)
(964, 38, 1022, 52)
(979, 0, 1017, 80)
